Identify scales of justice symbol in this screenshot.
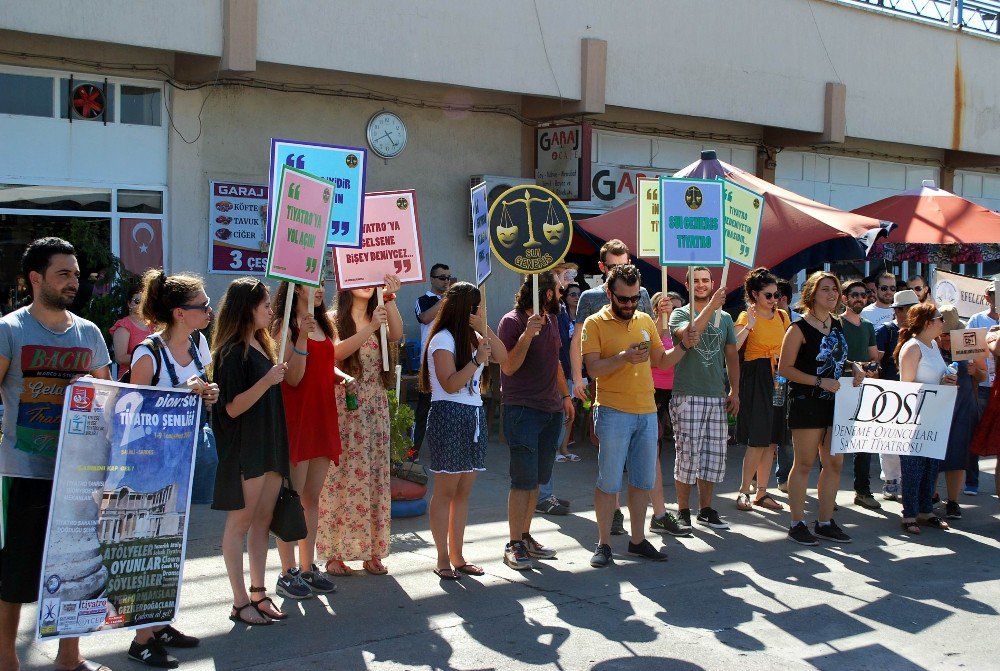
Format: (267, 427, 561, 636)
(494, 189, 566, 251)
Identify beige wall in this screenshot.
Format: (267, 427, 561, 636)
(168, 70, 528, 341)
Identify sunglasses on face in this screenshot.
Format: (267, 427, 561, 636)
(878, 285, 894, 291)
(613, 293, 641, 305)
(432, 275, 454, 282)
(760, 292, 778, 300)
(847, 292, 867, 299)
(178, 300, 211, 312)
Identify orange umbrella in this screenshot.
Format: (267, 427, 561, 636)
(852, 181, 1000, 263)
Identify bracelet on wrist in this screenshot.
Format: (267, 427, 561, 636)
(292, 345, 309, 356)
(382, 292, 396, 302)
(677, 341, 689, 352)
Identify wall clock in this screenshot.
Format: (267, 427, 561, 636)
(366, 111, 407, 159)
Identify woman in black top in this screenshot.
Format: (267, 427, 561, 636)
(211, 278, 290, 625)
(778, 272, 862, 547)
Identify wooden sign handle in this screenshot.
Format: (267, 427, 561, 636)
(688, 266, 697, 322)
(377, 289, 389, 372)
(277, 282, 295, 364)
(660, 267, 669, 329)
(532, 274, 540, 317)
(714, 261, 730, 328)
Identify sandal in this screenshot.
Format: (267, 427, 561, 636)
(900, 520, 921, 535)
(454, 563, 485, 576)
(249, 588, 287, 621)
(433, 568, 461, 580)
(230, 602, 271, 626)
(917, 515, 949, 530)
(563, 453, 580, 462)
(736, 493, 752, 511)
(753, 493, 784, 511)
(324, 560, 357, 576)
(363, 559, 388, 575)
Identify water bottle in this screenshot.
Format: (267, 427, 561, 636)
(772, 374, 787, 407)
(346, 391, 359, 411)
(946, 362, 959, 377)
(581, 388, 592, 412)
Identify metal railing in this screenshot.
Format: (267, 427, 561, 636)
(848, 0, 1000, 36)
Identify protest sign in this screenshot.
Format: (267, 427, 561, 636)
(659, 177, 724, 267)
(268, 139, 367, 248)
(722, 180, 764, 268)
(265, 165, 335, 287)
(471, 182, 491, 286)
(636, 177, 661, 259)
(831, 378, 956, 460)
(488, 184, 572, 274)
(37, 379, 201, 639)
(933, 268, 991, 319)
(950, 327, 988, 362)
(334, 190, 424, 289)
(209, 181, 268, 275)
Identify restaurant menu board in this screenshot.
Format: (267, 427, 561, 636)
(209, 182, 268, 275)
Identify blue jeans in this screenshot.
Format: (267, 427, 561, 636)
(504, 405, 562, 491)
(538, 416, 566, 502)
(967, 386, 991, 487)
(594, 406, 658, 493)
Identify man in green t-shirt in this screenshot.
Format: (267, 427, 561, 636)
(840, 280, 882, 510)
(667, 267, 735, 532)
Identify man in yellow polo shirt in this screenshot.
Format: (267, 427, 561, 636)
(581, 264, 699, 568)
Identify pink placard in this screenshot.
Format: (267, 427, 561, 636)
(334, 190, 424, 289)
(266, 165, 334, 286)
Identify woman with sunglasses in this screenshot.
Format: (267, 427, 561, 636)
(895, 303, 956, 535)
(420, 282, 507, 579)
(734, 268, 790, 513)
(268, 280, 344, 599)
(318, 275, 403, 576)
(211, 278, 289, 625)
(125, 269, 217, 666)
(556, 282, 582, 461)
(110, 286, 154, 380)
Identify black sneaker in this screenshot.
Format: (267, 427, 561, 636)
(945, 501, 962, 519)
(788, 521, 818, 546)
(590, 543, 613, 568)
(153, 625, 199, 648)
(610, 508, 626, 535)
(696, 507, 729, 530)
(814, 519, 852, 543)
(650, 512, 692, 537)
(627, 538, 668, 561)
(275, 567, 313, 599)
(535, 495, 569, 516)
(128, 639, 179, 669)
(678, 508, 692, 529)
(300, 564, 337, 594)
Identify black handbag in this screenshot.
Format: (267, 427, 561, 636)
(270, 480, 307, 542)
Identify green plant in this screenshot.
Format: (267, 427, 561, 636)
(385, 390, 415, 463)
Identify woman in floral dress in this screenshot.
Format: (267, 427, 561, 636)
(317, 275, 403, 575)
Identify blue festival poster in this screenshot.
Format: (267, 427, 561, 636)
(37, 379, 201, 639)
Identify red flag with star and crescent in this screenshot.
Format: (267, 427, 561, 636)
(119, 218, 163, 274)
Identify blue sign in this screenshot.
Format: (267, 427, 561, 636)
(471, 182, 491, 286)
(659, 177, 725, 267)
(268, 139, 368, 248)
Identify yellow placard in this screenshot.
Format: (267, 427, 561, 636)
(637, 177, 660, 258)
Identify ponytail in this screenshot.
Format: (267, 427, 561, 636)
(140, 268, 204, 327)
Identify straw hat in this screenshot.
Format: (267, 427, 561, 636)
(939, 304, 961, 332)
(890, 289, 920, 308)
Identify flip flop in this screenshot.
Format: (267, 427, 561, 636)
(229, 602, 271, 626)
(363, 560, 388, 575)
(563, 453, 581, 462)
(58, 662, 114, 671)
(555, 454, 568, 463)
(753, 493, 784, 511)
(454, 563, 485, 576)
(433, 568, 462, 580)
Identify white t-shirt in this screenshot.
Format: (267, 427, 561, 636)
(427, 330, 483, 406)
(861, 304, 895, 330)
(967, 309, 998, 387)
(901, 338, 947, 385)
(131, 334, 212, 389)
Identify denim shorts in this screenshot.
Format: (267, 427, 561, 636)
(503, 405, 563, 490)
(594, 405, 658, 493)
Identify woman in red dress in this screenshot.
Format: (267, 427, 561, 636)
(970, 327, 1000, 490)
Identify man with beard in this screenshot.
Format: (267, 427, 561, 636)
(840, 280, 882, 510)
(861, 271, 897, 329)
(497, 271, 574, 570)
(668, 267, 735, 532)
(582, 264, 699, 567)
(0, 237, 112, 671)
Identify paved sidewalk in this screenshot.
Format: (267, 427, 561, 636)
(13, 437, 1000, 671)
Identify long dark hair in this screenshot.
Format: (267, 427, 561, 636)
(894, 303, 939, 364)
(419, 282, 481, 393)
(514, 271, 559, 313)
(271, 280, 335, 343)
(211, 278, 276, 371)
(333, 288, 378, 377)
(743, 266, 777, 305)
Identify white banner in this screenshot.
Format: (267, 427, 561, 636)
(933, 268, 990, 319)
(831, 377, 956, 459)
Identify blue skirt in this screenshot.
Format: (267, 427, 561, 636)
(426, 400, 488, 474)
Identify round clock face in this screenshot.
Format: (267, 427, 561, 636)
(366, 112, 407, 159)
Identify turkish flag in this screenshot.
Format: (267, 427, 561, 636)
(119, 218, 164, 274)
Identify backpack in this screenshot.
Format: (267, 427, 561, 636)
(123, 331, 205, 387)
